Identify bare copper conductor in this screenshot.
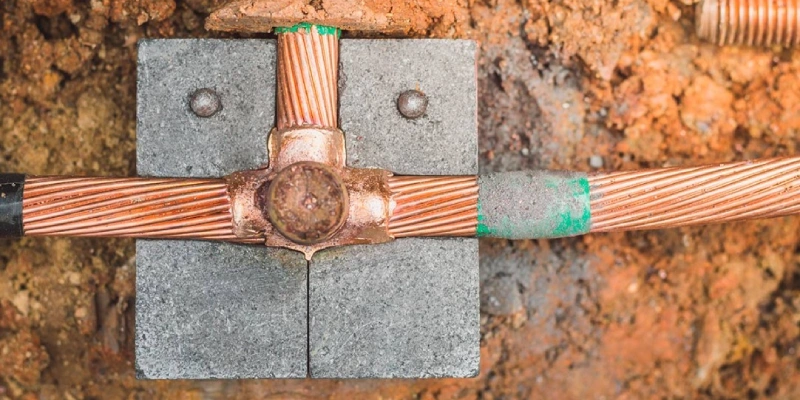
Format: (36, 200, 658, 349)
(696, 0, 800, 46)
(276, 24, 339, 130)
(589, 157, 800, 232)
(15, 21, 477, 255)
(22, 176, 259, 243)
(262, 162, 349, 245)
(388, 175, 478, 237)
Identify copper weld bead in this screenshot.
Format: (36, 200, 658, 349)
(260, 162, 348, 245)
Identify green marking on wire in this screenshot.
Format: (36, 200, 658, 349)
(478, 173, 591, 239)
(274, 23, 341, 37)
(476, 200, 495, 237)
(550, 176, 591, 237)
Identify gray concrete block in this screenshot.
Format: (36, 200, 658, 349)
(136, 39, 308, 379)
(135, 241, 307, 379)
(310, 239, 480, 378)
(137, 38, 480, 379)
(310, 39, 480, 378)
(136, 39, 274, 177)
(340, 40, 478, 176)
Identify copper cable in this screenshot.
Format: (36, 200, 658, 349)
(696, 0, 800, 46)
(276, 26, 339, 130)
(19, 157, 800, 242)
(589, 157, 800, 232)
(22, 176, 262, 243)
(388, 175, 479, 237)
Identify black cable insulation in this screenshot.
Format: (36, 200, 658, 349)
(0, 174, 25, 237)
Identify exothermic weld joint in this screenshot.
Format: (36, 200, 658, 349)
(0, 174, 25, 237)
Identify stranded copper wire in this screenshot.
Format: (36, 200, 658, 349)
(697, 0, 800, 46)
(22, 176, 261, 243)
(388, 175, 478, 237)
(276, 25, 339, 129)
(589, 157, 800, 232)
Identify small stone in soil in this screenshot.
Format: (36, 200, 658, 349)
(589, 155, 603, 169)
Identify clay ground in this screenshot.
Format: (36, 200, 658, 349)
(1, 0, 799, 398)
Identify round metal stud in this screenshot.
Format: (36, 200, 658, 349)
(396, 89, 428, 119)
(189, 88, 222, 118)
(261, 162, 348, 245)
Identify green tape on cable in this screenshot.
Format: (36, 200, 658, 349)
(274, 22, 341, 37)
(477, 171, 591, 239)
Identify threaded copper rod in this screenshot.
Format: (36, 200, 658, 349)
(589, 157, 800, 232)
(276, 26, 339, 129)
(388, 176, 478, 237)
(22, 176, 262, 243)
(696, 0, 800, 46)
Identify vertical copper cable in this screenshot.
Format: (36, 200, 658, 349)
(589, 157, 800, 232)
(697, 0, 800, 46)
(276, 26, 339, 129)
(388, 176, 479, 237)
(22, 176, 262, 243)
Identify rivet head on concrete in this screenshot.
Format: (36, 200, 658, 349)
(260, 162, 348, 245)
(189, 88, 221, 118)
(397, 89, 428, 119)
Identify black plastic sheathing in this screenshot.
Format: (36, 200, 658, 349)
(0, 174, 24, 237)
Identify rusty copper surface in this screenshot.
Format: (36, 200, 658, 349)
(388, 175, 478, 237)
(205, 0, 411, 33)
(276, 25, 339, 130)
(22, 176, 260, 243)
(262, 161, 349, 245)
(228, 167, 392, 259)
(696, 0, 800, 46)
(589, 157, 800, 232)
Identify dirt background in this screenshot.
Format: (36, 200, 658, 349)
(1, 0, 799, 398)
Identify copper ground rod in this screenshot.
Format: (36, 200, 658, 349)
(697, 0, 800, 46)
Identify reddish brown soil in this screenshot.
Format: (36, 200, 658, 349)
(1, 0, 799, 398)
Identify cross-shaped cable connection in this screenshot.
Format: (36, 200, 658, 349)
(5, 23, 800, 260)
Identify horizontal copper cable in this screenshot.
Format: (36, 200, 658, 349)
(276, 27, 338, 130)
(388, 175, 478, 237)
(22, 176, 262, 243)
(696, 0, 800, 46)
(589, 157, 800, 232)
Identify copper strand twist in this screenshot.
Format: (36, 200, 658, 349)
(388, 176, 478, 237)
(276, 27, 339, 129)
(22, 176, 261, 243)
(589, 157, 800, 232)
(696, 0, 800, 46)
